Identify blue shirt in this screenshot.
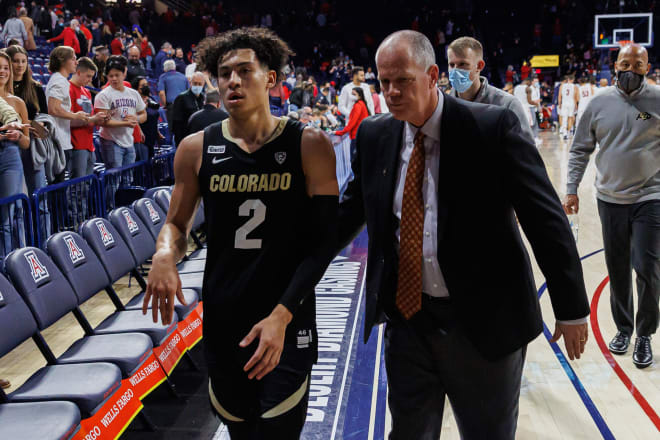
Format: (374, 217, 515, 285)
(154, 50, 170, 77)
(158, 71, 189, 104)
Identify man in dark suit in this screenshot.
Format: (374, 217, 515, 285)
(171, 71, 205, 145)
(337, 30, 590, 439)
(186, 90, 228, 136)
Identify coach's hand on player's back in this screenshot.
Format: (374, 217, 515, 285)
(240, 305, 293, 380)
(562, 194, 579, 214)
(143, 251, 187, 325)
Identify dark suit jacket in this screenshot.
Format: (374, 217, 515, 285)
(171, 90, 204, 145)
(187, 104, 229, 137)
(337, 93, 589, 360)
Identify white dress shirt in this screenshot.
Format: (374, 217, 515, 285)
(393, 91, 448, 297)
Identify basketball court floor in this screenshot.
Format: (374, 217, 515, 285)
(2, 130, 658, 439)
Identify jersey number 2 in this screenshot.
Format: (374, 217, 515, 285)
(235, 199, 266, 249)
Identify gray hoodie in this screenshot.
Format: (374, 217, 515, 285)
(567, 81, 660, 204)
(31, 114, 66, 182)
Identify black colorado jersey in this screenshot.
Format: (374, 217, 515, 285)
(198, 117, 317, 367)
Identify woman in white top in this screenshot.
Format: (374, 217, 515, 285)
(94, 55, 146, 169)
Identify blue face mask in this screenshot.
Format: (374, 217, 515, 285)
(448, 68, 474, 93)
(191, 85, 204, 95)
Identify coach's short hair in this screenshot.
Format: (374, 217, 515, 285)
(77, 57, 98, 73)
(48, 46, 76, 73)
(205, 90, 221, 104)
(448, 37, 484, 59)
(376, 30, 436, 71)
(163, 59, 176, 72)
(196, 26, 295, 79)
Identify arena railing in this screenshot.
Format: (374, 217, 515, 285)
(0, 193, 33, 260)
(99, 160, 153, 215)
(32, 175, 103, 249)
(151, 149, 176, 187)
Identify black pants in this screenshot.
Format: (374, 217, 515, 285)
(385, 297, 525, 440)
(597, 199, 660, 337)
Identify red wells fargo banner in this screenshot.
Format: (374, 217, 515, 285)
(177, 309, 203, 349)
(127, 352, 168, 400)
(153, 329, 187, 375)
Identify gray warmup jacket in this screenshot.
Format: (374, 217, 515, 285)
(567, 82, 660, 204)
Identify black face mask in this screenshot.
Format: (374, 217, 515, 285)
(617, 70, 644, 94)
(140, 85, 151, 96)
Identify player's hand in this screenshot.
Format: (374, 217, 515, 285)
(550, 322, 589, 360)
(143, 252, 187, 325)
(240, 305, 292, 380)
(562, 194, 579, 215)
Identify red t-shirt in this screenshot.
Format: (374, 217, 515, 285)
(69, 81, 94, 151)
(110, 38, 124, 55)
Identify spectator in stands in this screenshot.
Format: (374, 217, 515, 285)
(92, 45, 110, 88)
(338, 66, 375, 119)
(171, 71, 205, 145)
(94, 55, 146, 169)
(48, 21, 81, 56)
(369, 83, 382, 114)
(140, 34, 154, 69)
(335, 86, 370, 158)
(47, 46, 89, 181)
(158, 59, 189, 126)
(126, 46, 147, 84)
(7, 44, 48, 202)
(364, 66, 376, 83)
(1, 10, 28, 48)
(154, 41, 173, 78)
(174, 47, 187, 74)
(133, 76, 162, 160)
(314, 85, 331, 108)
(110, 32, 124, 56)
(18, 8, 36, 51)
(78, 20, 93, 55)
(187, 90, 228, 136)
(0, 52, 30, 150)
(69, 57, 107, 178)
(0, 116, 27, 262)
(71, 19, 89, 58)
(289, 80, 315, 111)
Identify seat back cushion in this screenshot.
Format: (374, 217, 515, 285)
(81, 218, 136, 283)
(153, 189, 171, 213)
(0, 273, 38, 357)
(108, 207, 155, 265)
(133, 198, 167, 241)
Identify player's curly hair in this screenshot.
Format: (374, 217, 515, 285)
(196, 27, 295, 79)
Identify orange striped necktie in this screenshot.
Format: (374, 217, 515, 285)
(396, 131, 425, 319)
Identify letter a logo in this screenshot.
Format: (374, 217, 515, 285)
(122, 210, 139, 234)
(145, 201, 160, 224)
(25, 250, 49, 283)
(64, 234, 85, 264)
(96, 220, 115, 247)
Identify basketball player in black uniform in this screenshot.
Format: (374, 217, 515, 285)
(143, 27, 339, 439)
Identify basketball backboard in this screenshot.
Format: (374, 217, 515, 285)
(594, 13, 653, 48)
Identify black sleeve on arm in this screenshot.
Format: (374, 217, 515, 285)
(499, 109, 590, 320)
(36, 84, 48, 115)
(279, 194, 339, 314)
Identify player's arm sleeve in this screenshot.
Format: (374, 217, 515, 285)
(278, 194, 339, 314)
(566, 103, 597, 195)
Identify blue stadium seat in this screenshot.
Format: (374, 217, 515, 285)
(0, 401, 81, 440)
(0, 272, 122, 419)
(153, 188, 172, 212)
(6, 245, 154, 376)
(132, 198, 167, 241)
(144, 185, 170, 201)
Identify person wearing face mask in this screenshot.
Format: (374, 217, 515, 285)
(171, 71, 205, 146)
(447, 37, 534, 143)
(564, 44, 660, 369)
(132, 76, 163, 160)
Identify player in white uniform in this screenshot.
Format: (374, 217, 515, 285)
(576, 77, 596, 128)
(558, 75, 578, 139)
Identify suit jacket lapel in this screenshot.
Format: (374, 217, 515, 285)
(380, 118, 405, 223)
(437, 95, 458, 243)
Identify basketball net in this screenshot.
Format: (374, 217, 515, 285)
(617, 40, 634, 47)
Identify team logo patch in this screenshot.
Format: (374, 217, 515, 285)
(145, 201, 160, 224)
(637, 112, 652, 121)
(296, 329, 312, 349)
(96, 220, 115, 247)
(64, 234, 85, 264)
(0, 288, 5, 306)
(25, 250, 49, 283)
(275, 152, 287, 165)
(208, 145, 226, 154)
(122, 210, 139, 234)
